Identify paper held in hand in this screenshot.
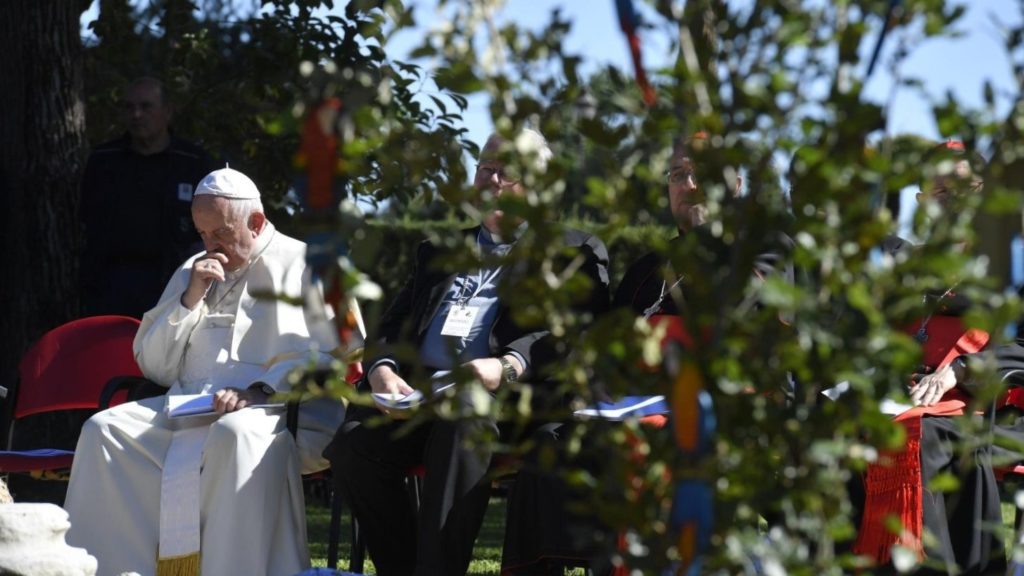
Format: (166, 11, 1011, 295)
(573, 395, 670, 420)
(166, 393, 286, 418)
(820, 381, 914, 416)
(372, 371, 456, 410)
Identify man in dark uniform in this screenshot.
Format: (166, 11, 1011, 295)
(80, 76, 213, 318)
(324, 129, 611, 576)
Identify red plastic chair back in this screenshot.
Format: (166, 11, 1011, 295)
(15, 315, 143, 420)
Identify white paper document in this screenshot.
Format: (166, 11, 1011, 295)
(878, 398, 915, 416)
(820, 381, 914, 416)
(372, 371, 456, 410)
(573, 395, 670, 420)
(166, 393, 285, 418)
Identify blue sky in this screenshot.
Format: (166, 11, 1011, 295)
(862, 0, 1020, 137)
(376, 0, 1021, 147)
(370, 0, 1021, 229)
(81, 0, 1022, 224)
(82, 0, 1021, 145)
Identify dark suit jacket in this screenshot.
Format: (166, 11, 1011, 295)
(368, 225, 610, 384)
(613, 228, 790, 317)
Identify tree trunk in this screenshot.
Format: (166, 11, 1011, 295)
(0, 0, 89, 415)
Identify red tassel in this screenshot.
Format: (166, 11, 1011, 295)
(345, 361, 363, 384)
(612, 532, 629, 576)
(854, 323, 992, 564)
(854, 397, 972, 565)
(853, 417, 925, 564)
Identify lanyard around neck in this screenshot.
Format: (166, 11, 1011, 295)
(455, 266, 503, 306)
(642, 273, 685, 320)
(914, 281, 961, 344)
(454, 229, 507, 306)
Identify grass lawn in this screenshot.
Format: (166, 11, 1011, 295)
(303, 481, 1024, 573)
(1005, 500, 1022, 557)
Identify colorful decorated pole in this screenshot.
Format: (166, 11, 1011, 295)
(615, 0, 657, 107)
(666, 354, 715, 575)
(293, 96, 363, 382)
(865, 0, 904, 78)
(614, 1, 713, 569)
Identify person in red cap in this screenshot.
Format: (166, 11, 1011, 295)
(65, 167, 364, 576)
(851, 140, 1024, 575)
(916, 139, 985, 211)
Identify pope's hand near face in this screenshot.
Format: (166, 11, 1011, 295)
(181, 252, 229, 310)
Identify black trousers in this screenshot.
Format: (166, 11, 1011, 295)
(917, 415, 1013, 575)
(501, 422, 614, 576)
(324, 402, 498, 576)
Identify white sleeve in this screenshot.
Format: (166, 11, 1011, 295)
(132, 266, 203, 386)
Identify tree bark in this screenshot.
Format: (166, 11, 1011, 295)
(0, 0, 89, 410)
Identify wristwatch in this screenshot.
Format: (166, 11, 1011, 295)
(498, 356, 519, 384)
(249, 382, 275, 397)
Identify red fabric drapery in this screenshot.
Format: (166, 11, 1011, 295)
(853, 317, 991, 564)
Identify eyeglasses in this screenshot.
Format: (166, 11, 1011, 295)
(920, 175, 984, 200)
(476, 164, 519, 186)
(666, 167, 696, 186)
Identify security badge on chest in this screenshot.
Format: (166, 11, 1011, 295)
(440, 304, 479, 338)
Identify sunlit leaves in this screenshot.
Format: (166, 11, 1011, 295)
(82, 0, 1024, 572)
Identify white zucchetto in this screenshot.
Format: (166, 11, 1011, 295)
(193, 167, 261, 200)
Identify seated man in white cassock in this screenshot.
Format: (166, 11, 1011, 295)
(64, 167, 364, 576)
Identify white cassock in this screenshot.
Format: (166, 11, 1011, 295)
(64, 222, 364, 576)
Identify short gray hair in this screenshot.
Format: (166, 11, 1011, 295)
(226, 197, 264, 226)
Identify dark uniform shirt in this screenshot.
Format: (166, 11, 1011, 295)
(80, 134, 213, 318)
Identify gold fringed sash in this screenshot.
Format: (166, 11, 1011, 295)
(158, 424, 209, 576)
(156, 551, 200, 576)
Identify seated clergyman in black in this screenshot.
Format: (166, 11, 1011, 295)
(611, 134, 796, 543)
(323, 128, 610, 576)
(615, 133, 788, 323)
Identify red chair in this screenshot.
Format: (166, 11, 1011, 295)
(0, 316, 142, 480)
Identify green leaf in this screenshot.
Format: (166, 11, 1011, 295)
(927, 472, 961, 493)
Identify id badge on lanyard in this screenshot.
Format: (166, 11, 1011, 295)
(440, 304, 479, 338)
(441, 255, 500, 338)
